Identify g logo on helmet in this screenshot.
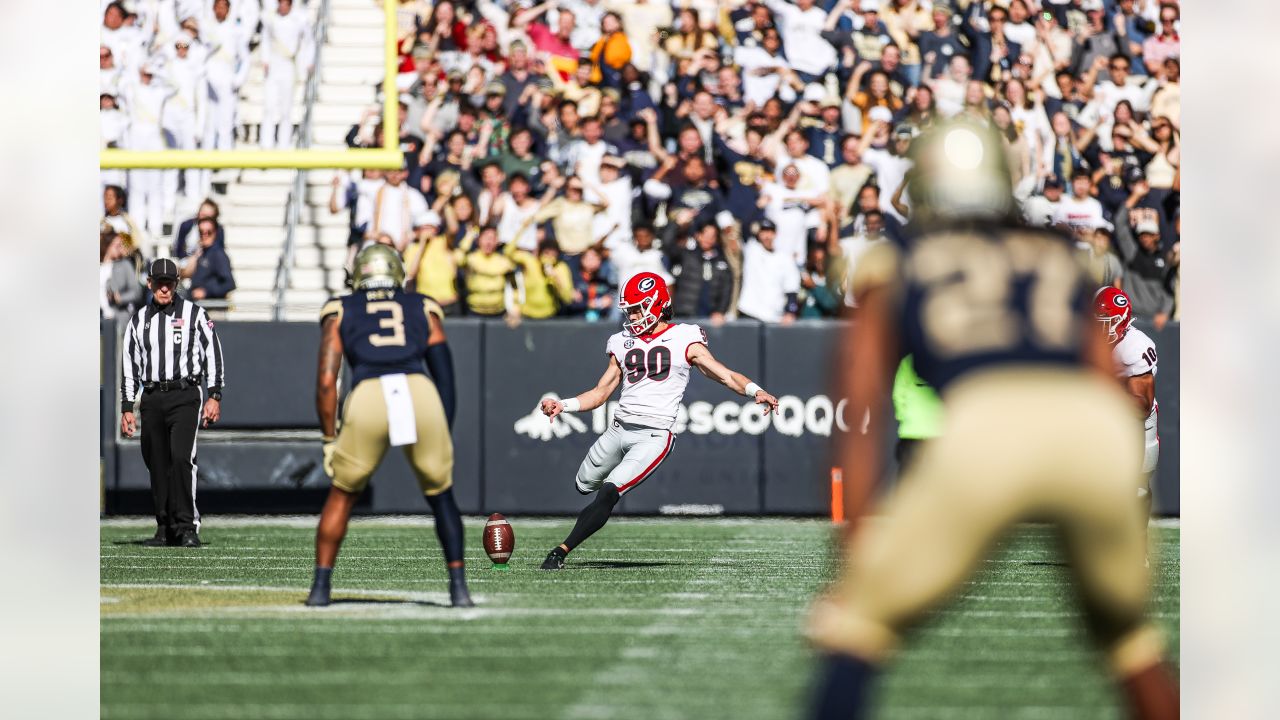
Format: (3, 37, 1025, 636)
(638, 276, 656, 293)
(1113, 294, 1128, 307)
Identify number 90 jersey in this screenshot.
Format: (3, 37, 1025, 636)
(607, 323, 707, 431)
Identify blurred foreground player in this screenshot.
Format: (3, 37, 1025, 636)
(307, 245, 472, 607)
(537, 272, 779, 570)
(807, 121, 1178, 719)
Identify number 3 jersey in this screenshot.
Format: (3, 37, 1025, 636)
(320, 288, 445, 387)
(606, 323, 707, 431)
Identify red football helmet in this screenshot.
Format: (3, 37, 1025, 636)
(620, 272, 672, 336)
(1094, 287, 1133, 344)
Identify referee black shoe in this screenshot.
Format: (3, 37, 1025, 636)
(179, 532, 202, 548)
(141, 530, 168, 547)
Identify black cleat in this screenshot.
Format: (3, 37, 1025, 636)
(449, 581, 475, 608)
(539, 549, 566, 571)
(305, 582, 331, 607)
(141, 529, 169, 547)
(179, 532, 202, 548)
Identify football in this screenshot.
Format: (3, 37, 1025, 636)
(483, 513, 515, 565)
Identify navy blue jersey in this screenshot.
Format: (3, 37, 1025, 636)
(896, 226, 1092, 392)
(320, 289, 444, 387)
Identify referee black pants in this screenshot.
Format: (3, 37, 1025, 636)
(139, 386, 201, 536)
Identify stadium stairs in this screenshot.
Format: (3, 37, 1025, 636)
(212, 0, 384, 320)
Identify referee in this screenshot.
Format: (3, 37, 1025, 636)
(119, 258, 225, 548)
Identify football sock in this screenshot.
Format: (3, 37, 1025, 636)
(312, 566, 333, 587)
(562, 484, 621, 552)
(306, 566, 333, 606)
(810, 652, 876, 720)
(1121, 661, 1179, 720)
(425, 488, 465, 566)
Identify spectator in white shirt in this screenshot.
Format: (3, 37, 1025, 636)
(606, 224, 672, 288)
(496, 173, 542, 252)
(776, 129, 832, 195)
(737, 219, 801, 323)
(1089, 53, 1157, 119)
(760, 164, 824, 266)
(1052, 171, 1105, 230)
(860, 122, 915, 222)
(565, 115, 617, 191)
(926, 54, 970, 117)
(763, 0, 838, 81)
(355, 165, 429, 253)
(1029, 174, 1066, 224)
(587, 155, 634, 245)
(736, 27, 797, 107)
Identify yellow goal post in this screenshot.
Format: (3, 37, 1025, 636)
(100, 0, 402, 170)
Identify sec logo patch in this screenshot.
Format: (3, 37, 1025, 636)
(624, 339, 635, 349)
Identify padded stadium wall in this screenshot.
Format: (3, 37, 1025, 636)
(100, 320, 1181, 516)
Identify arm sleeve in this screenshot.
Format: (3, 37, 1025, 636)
(643, 178, 673, 200)
(120, 316, 140, 411)
(197, 308, 226, 392)
(424, 342, 456, 428)
(298, 21, 317, 69)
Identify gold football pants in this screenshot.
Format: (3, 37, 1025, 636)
(331, 374, 454, 497)
(810, 368, 1163, 677)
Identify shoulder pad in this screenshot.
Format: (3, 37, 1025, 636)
(320, 297, 344, 324)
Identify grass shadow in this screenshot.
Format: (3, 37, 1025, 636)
(571, 560, 685, 570)
(316, 598, 452, 608)
(1023, 561, 1070, 568)
(109, 539, 215, 547)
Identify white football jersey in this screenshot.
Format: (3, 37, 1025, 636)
(606, 323, 707, 431)
(1114, 326, 1159, 430)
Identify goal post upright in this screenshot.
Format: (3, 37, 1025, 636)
(99, 0, 403, 170)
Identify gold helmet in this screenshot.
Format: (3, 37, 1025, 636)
(352, 244, 405, 290)
(906, 118, 1014, 224)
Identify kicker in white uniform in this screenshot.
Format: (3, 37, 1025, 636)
(1095, 287, 1160, 506)
(537, 272, 779, 570)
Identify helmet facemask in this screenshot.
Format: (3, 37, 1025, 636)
(621, 294, 659, 336)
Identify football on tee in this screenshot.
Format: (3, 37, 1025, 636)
(483, 513, 515, 565)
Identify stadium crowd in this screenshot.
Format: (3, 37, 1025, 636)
(101, 0, 1181, 328)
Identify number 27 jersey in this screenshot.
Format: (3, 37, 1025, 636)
(606, 323, 707, 431)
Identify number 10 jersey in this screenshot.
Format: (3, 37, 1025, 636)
(606, 323, 707, 431)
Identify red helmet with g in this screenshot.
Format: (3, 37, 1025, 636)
(619, 272, 671, 336)
(1093, 286, 1133, 344)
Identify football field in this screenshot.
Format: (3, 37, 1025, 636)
(101, 517, 1179, 719)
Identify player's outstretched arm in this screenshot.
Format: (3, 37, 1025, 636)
(687, 343, 780, 413)
(542, 357, 623, 420)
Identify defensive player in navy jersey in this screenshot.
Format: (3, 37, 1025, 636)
(807, 120, 1178, 719)
(306, 245, 472, 608)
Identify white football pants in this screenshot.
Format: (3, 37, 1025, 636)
(575, 419, 675, 496)
(260, 62, 297, 149)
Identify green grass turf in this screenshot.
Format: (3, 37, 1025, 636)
(100, 518, 1179, 719)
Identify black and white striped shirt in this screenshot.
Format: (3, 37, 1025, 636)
(120, 296, 225, 411)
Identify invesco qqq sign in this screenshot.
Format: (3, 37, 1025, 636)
(514, 395, 856, 441)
